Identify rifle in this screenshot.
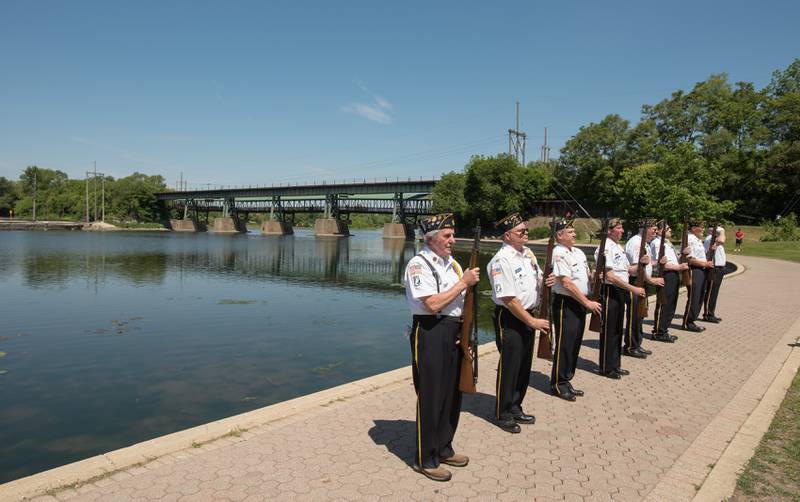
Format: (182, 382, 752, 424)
(679, 216, 691, 287)
(655, 218, 668, 305)
(588, 219, 608, 333)
(458, 220, 480, 393)
(705, 222, 719, 285)
(536, 217, 557, 360)
(634, 222, 649, 318)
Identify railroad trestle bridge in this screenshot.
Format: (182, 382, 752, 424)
(155, 178, 438, 239)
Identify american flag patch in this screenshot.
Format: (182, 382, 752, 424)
(491, 264, 503, 277)
(408, 264, 423, 274)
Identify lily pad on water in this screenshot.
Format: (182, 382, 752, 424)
(129, 316, 144, 321)
(218, 299, 258, 305)
(0, 369, 8, 376)
(0, 351, 6, 358)
(241, 396, 257, 403)
(311, 362, 342, 375)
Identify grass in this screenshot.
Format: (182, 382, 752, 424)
(735, 240, 800, 263)
(731, 369, 800, 501)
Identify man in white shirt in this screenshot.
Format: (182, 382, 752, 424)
(681, 220, 713, 332)
(650, 221, 689, 342)
(623, 219, 664, 358)
(550, 220, 601, 401)
(404, 213, 480, 482)
(702, 225, 726, 323)
(594, 218, 646, 379)
(488, 212, 550, 434)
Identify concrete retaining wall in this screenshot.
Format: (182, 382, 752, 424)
(314, 218, 349, 237)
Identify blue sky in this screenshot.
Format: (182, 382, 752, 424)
(1, 1, 798, 188)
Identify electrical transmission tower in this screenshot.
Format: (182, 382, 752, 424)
(508, 101, 527, 165)
(540, 127, 551, 163)
(85, 162, 105, 223)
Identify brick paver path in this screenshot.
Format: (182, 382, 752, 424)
(27, 255, 800, 501)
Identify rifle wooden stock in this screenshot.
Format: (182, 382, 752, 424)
(458, 221, 480, 393)
(588, 220, 608, 333)
(655, 218, 668, 305)
(536, 219, 557, 360)
(635, 225, 649, 318)
(679, 217, 691, 286)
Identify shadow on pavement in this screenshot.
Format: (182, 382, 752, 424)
(368, 419, 415, 467)
(461, 391, 499, 426)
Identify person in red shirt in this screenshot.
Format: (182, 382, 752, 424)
(735, 228, 744, 252)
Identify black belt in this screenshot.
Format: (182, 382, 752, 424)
(413, 314, 462, 324)
(495, 304, 538, 315)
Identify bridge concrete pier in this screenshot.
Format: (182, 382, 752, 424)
(382, 222, 415, 240)
(314, 218, 349, 237)
(212, 216, 247, 234)
(169, 219, 207, 232)
(261, 220, 293, 235)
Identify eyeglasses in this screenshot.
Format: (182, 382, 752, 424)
(513, 228, 529, 236)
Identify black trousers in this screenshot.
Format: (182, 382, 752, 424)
(653, 271, 679, 335)
(703, 266, 725, 317)
(624, 277, 644, 350)
(493, 305, 534, 420)
(599, 284, 625, 373)
(410, 315, 462, 469)
(551, 294, 586, 395)
(682, 267, 706, 327)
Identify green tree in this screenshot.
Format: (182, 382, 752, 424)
(615, 144, 735, 222)
(0, 176, 18, 216)
(109, 172, 168, 222)
(431, 170, 466, 213)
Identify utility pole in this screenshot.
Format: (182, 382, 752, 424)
(93, 161, 98, 222)
(540, 127, 551, 163)
(85, 170, 89, 222)
(101, 174, 105, 222)
(32, 172, 37, 221)
(508, 101, 526, 165)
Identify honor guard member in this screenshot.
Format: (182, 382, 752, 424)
(650, 222, 688, 342)
(550, 219, 602, 401)
(404, 213, 480, 482)
(623, 219, 664, 358)
(681, 220, 712, 332)
(702, 225, 726, 323)
(488, 212, 550, 434)
(595, 218, 646, 379)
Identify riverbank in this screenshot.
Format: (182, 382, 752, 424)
(4, 254, 799, 501)
(0, 220, 169, 232)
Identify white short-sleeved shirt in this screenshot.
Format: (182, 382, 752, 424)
(488, 243, 541, 310)
(595, 238, 629, 284)
(404, 246, 464, 317)
(688, 233, 706, 261)
(552, 244, 590, 297)
(704, 228, 727, 266)
(624, 233, 653, 278)
(650, 236, 679, 266)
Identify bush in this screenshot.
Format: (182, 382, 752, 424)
(760, 213, 799, 241)
(529, 226, 551, 239)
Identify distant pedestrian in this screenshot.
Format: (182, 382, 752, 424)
(735, 228, 744, 252)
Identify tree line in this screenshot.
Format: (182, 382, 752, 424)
(0, 166, 168, 223)
(432, 59, 800, 229)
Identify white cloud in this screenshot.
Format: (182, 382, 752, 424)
(342, 81, 393, 124)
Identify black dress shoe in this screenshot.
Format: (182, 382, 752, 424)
(652, 333, 675, 343)
(568, 387, 584, 397)
(552, 389, 577, 401)
(637, 347, 652, 355)
(683, 323, 703, 332)
(496, 418, 521, 434)
(703, 315, 721, 323)
(513, 413, 536, 424)
(667, 333, 678, 342)
(616, 368, 630, 375)
(600, 370, 621, 379)
(623, 348, 647, 359)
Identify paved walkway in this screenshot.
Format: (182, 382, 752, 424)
(8, 255, 800, 501)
